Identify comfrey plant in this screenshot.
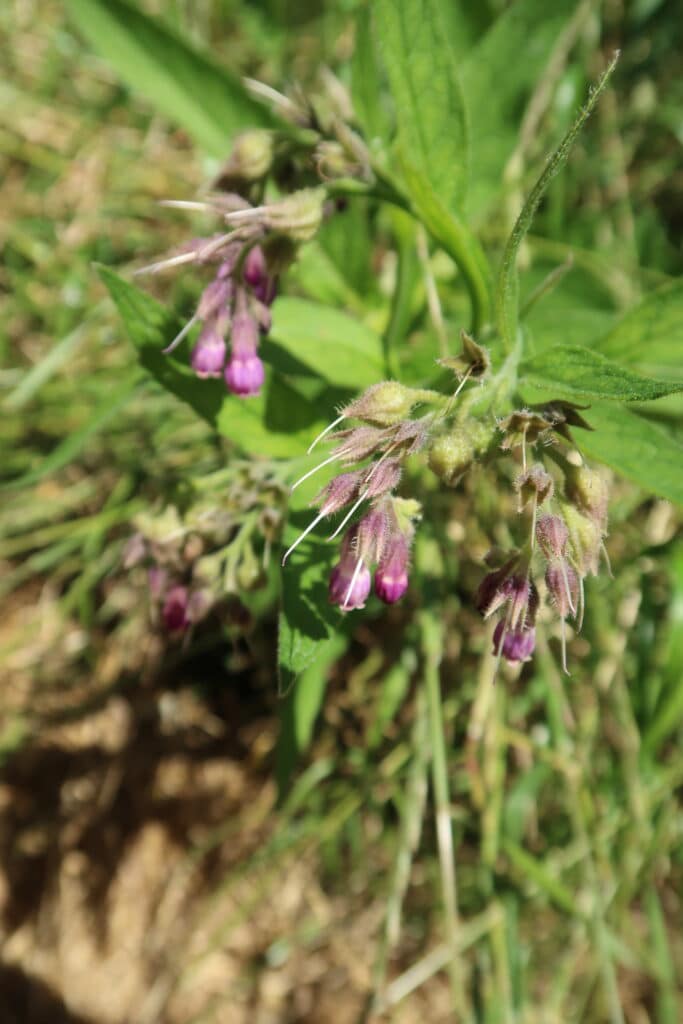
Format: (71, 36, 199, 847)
(281, 339, 610, 671)
(88, 3, 683, 690)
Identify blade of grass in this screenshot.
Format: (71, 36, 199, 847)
(420, 612, 469, 1019)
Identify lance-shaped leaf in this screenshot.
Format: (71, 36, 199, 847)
(66, 0, 275, 157)
(376, 0, 468, 214)
(461, 0, 579, 220)
(496, 54, 619, 353)
(520, 344, 683, 402)
(593, 279, 683, 378)
(574, 403, 683, 507)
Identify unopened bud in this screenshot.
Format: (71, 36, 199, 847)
(493, 622, 536, 662)
(365, 459, 402, 498)
(428, 431, 475, 485)
(220, 130, 274, 185)
(515, 465, 554, 508)
(333, 425, 388, 462)
(561, 503, 602, 576)
(536, 514, 569, 561)
(313, 471, 363, 515)
(344, 381, 423, 427)
(357, 505, 391, 564)
(162, 585, 190, 632)
(545, 564, 579, 619)
(266, 187, 326, 243)
(375, 534, 410, 605)
(191, 328, 227, 379)
(565, 464, 609, 532)
(230, 311, 259, 357)
(197, 276, 231, 322)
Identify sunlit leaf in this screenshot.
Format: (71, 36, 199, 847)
(66, 0, 275, 157)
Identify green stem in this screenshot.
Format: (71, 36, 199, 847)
(371, 685, 430, 1014)
(496, 53, 620, 352)
(420, 613, 469, 1019)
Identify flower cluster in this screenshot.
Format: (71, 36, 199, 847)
(282, 382, 430, 610)
(124, 461, 288, 637)
(138, 120, 330, 398)
(284, 357, 609, 672)
(473, 409, 610, 671)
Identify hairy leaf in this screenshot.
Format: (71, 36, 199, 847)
(278, 471, 345, 691)
(575, 403, 683, 506)
(269, 296, 384, 388)
(66, 0, 274, 157)
(520, 343, 683, 402)
(461, 0, 578, 219)
(593, 279, 683, 378)
(351, 5, 391, 145)
(376, 0, 468, 213)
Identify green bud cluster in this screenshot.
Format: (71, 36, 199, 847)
(428, 419, 497, 486)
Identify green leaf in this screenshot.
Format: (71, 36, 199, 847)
(399, 156, 492, 333)
(275, 632, 348, 795)
(98, 266, 319, 458)
(376, 0, 468, 214)
(351, 5, 391, 145)
(66, 0, 273, 157)
(461, 0, 579, 220)
(269, 296, 384, 389)
(520, 344, 683, 402)
(278, 474, 344, 691)
(593, 279, 683, 378)
(496, 54, 620, 352)
(573, 403, 683, 506)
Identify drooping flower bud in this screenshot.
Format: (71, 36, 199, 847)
(328, 526, 371, 611)
(243, 245, 278, 306)
(561, 503, 602, 576)
(225, 354, 264, 396)
(225, 310, 264, 397)
(493, 621, 536, 662)
(356, 504, 391, 565)
(546, 564, 579, 619)
(515, 465, 554, 508)
(162, 585, 190, 632)
(364, 458, 402, 498)
(243, 245, 267, 288)
(329, 561, 371, 610)
(375, 533, 410, 605)
(332, 425, 389, 463)
(313, 471, 363, 516)
(535, 514, 569, 562)
(197, 275, 232, 322)
(565, 464, 609, 533)
(191, 328, 227, 379)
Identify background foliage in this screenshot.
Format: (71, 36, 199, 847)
(1, 1, 682, 1021)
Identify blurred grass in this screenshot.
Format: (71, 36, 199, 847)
(1, 1, 683, 1022)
